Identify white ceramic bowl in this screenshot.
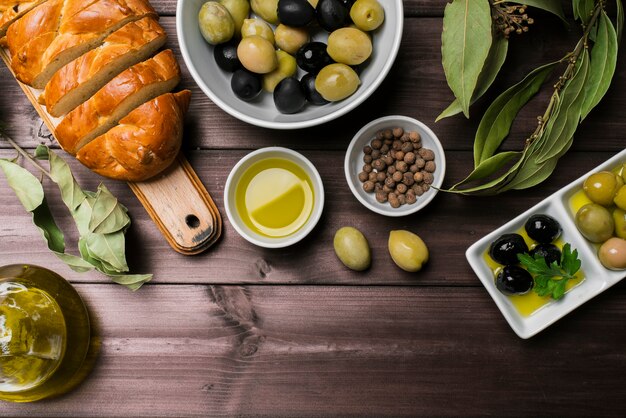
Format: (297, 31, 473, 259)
(224, 147, 324, 248)
(176, 0, 404, 129)
(466, 149, 626, 339)
(344, 115, 446, 217)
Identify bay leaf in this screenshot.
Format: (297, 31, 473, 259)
(34, 144, 49, 160)
(107, 274, 152, 291)
(574, 0, 596, 24)
(47, 148, 86, 212)
(437, 36, 509, 121)
(73, 194, 97, 236)
(441, 0, 493, 118)
(537, 49, 589, 163)
(581, 11, 618, 120)
(0, 159, 44, 211)
(511, 0, 567, 23)
(473, 61, 558, 166)
(89, 184, 131, 234)
(449, 151, 521, 190)
(84, 231, 129, 272)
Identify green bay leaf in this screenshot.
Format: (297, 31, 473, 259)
(84, 231, 129, 272)
(441, 0, 493, 118)
(0, 159, 44, 211)
(89, 184, 131, 234)
(617, 0, 624, 43)
(437, 36, 508, 121)
(574, 0, 596, 24)
(107, 274, 153, 291)
(473, 61, 558, 165)
(47, 148, 86, 212)
(581, 11, 618, 120)
(449, 151, 521, 190)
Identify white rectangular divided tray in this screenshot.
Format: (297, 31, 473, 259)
(466, 149, 626, 339)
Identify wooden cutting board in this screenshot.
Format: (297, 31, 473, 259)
(0, 48, 221, 255)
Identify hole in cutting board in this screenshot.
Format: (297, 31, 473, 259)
(185, 214, 200, 229)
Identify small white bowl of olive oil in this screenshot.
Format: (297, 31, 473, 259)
(224, 147, 325, 248)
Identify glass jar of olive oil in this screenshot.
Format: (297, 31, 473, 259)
(0, 265, 92, 402)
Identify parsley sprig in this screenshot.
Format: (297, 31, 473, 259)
(517, 243, 582, 300)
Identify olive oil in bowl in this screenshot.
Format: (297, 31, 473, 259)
(0, 265, 92, 402)
(236, 158, 314, 238)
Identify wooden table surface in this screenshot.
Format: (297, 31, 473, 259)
(1, 1, 625, 416)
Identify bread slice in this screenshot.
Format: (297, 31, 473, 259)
(7, 0, 157, 88)
(76, 90, 191, 181)
(0, 0, 49, 37)
(55, 49, 180, 154)
(44, 16, 167, 117)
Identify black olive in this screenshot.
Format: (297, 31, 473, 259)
(338, 0, 355, 10)
(231, 69, 261, 101)
(296, 42, 333, 73)
(274, 77, 306, 114)
(316, 0, 350, 32)
(489, 233, 529, 265)
(530, 243, 562, 266)
(278, 0, 315, 27)
(524, 214, 562, 243)
(214, 41, 241, 72)
(496, 265, 534, 295)
(300, 73, 329, 105)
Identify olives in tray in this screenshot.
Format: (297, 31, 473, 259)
(251, 0, 280, 24)
(529, 243, 562, 266)
(327, 27, 372, 65)
(575, 203, 614, 243)
(275, 24, 310, 55)
(583, 171, 624, 207)
(237, 36, 278, 74)
(198, 2, 235, 45)
(315, 63, 360, 101)
(316, 0, 350, 31)
(262, 50, 297, 92)
(231, 69, 262, 101)
(350, 0, 385, 31)
(296, 42, 334, 74)
(301, 73, 329, 105)
(241, 18, 275, 44)
(489, 233, 529, 265)
(598, 237, 626, 270)
(219, 0, 250, 34)
(496, 265, 534, 295)
(214, 41, 241, 72)
(274, 77, 307, 114)
(278, 0, 316, 27)
(524, 214, 562, 244)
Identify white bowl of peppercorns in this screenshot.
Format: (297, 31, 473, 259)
(344, 115, 446, 217)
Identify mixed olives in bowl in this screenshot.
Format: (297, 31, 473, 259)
(177, 0, 403, 128)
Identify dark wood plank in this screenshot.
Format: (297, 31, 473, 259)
(2, 17, 624, 152)
(1, 284, 625, 417)
(0, 149, 618, 285)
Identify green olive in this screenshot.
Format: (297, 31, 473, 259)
(315, 63, 360, 101)
(575, 203, 615, 243)
(583, 171, 624, 207)
(614, 185, 626, 210)
(350, 0, 385, 31)
(598, 237, 626, 270)
(237, 35, 278, 74)
(219, 0, 250, 34)
(198, 1, 235, 45)
(262, 50, 297, 92)
(388, 230, 429, 272)
(251, 0, 279, 24)
(614, 208, 626, 239)
(241, 18, 275, 44)
(333, 227, 371, 271)
(307, 0, 319, 7)
(612, 163, 626, 182)
(274, 24, 309, 55)
(327, 27, 372, 65)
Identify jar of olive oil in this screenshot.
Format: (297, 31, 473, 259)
(0, 265, 92, 402)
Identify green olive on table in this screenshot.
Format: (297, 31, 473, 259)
(315, 63, 360, 101)
(388, 230, 429, 272)
(349, 0, 385, 31)
(237, 35, 278, 74)
(583, 171, 624, 207)
(219, 0, 250, 34)
(575, 203, 615, 243)
(333, 227, 371, 271)
(198, 2, 235, 45)
(327, 27, 372, 65)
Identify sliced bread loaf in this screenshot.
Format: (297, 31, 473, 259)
(44, 16, 167, 117)
(0, 0, 49, 37)
(76, 90, 191, 181)
(55, 49, 180, 154)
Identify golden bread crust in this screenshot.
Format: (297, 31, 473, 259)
(76, 90, 191, 182)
